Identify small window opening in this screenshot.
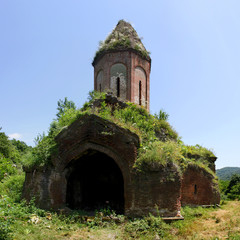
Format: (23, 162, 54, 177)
(139, 81, 142, 105)
(99, 84, 102, 92)
(117, 77, 120, 97)
(146, 79, 147, 106)
(194, 184, 197, 195)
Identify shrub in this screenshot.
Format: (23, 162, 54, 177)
(0, 157, 17, 181)
(31, 134, 57, 168)
(180, 144, 215, 159)
(113, 103, 178, 144)
(135, 141, 183, 170)
(154, 109, 169, 121)
(0, 131, 12, 159)
(0, 174, 25, 202)
(56, 97, 76, 120)
(124, 215, 170, 239)
(225, 174, 240, 200)
(0, 221, 12, 240)
(0, 130, 22, 163)
(227, 183, 240, 200)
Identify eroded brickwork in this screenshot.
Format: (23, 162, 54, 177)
(23, 114, 182, 217)
(181, 165, 220, 206)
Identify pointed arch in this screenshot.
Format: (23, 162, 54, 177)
(110, 63, 127, 99)
(96, 70, 103, 92)
(135, 66, 147, 107)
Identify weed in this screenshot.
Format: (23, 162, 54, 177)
(134, 140, 183, 171)
(124, 214, 170, 239)
(0, 173, 25, 202)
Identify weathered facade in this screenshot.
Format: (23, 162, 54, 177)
(181, 165, 220, 206)
(22, 20, 220, 217)
(23, 115, 182, 217)
(93, 20, 151, 111)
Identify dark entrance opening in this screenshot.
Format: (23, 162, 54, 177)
(66, 150, 124, 213)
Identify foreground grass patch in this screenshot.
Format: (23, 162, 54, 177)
(1, 195, 239, 240)
(171, 201, 240, 239)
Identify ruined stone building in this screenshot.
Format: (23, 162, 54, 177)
(23, 20, 220, 217)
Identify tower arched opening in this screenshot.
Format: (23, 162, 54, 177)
(139, 81, 142, 105)
(66, 150, 124, 214)
(117, 77, 120, 97)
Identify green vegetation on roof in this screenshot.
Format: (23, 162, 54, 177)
(21, 91, 217, 180)
(93, 20, 151, 64)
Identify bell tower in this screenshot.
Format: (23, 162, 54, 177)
(92, 20, 151, 111)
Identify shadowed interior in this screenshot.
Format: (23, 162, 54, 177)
(66, 150, 124, 213)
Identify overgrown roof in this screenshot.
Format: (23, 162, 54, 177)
(22, 91, 217, 181)
(93, 20, 151, 65)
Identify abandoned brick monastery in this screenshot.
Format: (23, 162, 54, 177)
(23, 20, 220, 217)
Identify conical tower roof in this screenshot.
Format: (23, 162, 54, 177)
(93, 20, 150, 65)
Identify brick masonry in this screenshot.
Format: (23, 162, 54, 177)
(93, 50, 151, 111)
(181, 164, 220, 206)
(23, 114, 183, 217)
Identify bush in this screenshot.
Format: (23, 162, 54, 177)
(180, 144, 215, 159)
(124, 215, 170, 239)
(154, 109, 169, 121)
(113, 103, 178, 143)
(225, 174, 240, 200)
(0, 157, 17, 181)
(135, 141, 183, 170)
(20, 133, 58, 168)
(0, 222, 12, 240)
(227, 183, 240, 200)
(0, 174, 25, 202)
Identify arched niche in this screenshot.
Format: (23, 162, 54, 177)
(110, 63, 127, 99)
(134, 66, 147, 107)
(96, 70, 103, 92)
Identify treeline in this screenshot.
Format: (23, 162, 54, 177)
(0, 97, 77, 202)
(216, 167, 240, 181)
(219, 174, 240, 200)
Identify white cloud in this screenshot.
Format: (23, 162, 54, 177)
(8, 133, 22, 140)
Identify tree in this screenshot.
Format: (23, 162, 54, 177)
(226, 174, 240, 200)
(11, 139, 31, 154)
(56, 97, 76, 119)
(0, 128, 12, 158)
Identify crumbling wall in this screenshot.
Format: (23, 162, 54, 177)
(127, 163, 182, 217)
(181, 164, 220, 206)
(22, 114, 183, 217)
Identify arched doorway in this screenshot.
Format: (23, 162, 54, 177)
(66, 150, 124, 213)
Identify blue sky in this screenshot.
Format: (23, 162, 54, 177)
(0, 0, 239, 169)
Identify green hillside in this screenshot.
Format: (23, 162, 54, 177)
(216, 167, 240, 181)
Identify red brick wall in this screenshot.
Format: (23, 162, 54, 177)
(23, 115, 182, 217)
(93, 50, 151, 110)
(181, 165, 220, 206)
(127, 165, 182, 217)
